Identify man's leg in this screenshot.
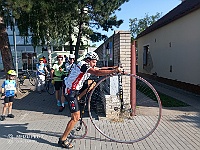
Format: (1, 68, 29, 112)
(55, 81, 61, 106)
(59, 90, 79, 148)
(61, 111, 80, 140)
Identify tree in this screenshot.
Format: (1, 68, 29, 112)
(1, 0, 129, 66)
(72, 0, 128, 61)
(129, 12, 162, 40)
(0, 16, 14, 73)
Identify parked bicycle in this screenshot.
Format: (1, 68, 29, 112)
(68, 71, 162, 143)
(18, 69, 36, 86)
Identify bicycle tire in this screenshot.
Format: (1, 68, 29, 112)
(46, 81, 55, 95)
(69, 119, 87, 139)
(88, 73, 162, 143)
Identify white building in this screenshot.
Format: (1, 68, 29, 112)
(0, 25, 91, 71)
(136, 0, 200, 86)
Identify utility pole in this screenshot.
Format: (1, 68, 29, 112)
(13, 16, 18, 77)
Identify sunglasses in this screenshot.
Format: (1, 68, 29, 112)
(58, 58, 63, 60)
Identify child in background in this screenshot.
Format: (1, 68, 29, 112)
(0, 70, 17, 121)
(36, 58, 48, 93)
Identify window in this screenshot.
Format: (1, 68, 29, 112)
(143, 45, 149, 66)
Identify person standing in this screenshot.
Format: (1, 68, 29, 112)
(58, 52, 122, 148)
(36, 58, 48, 94)
(51, 55, 66, 112)
(65, 54, 75, 76)
(42, 56, 47, 64)
(0, 70, 17, 121)
(64, 55, 68, 63)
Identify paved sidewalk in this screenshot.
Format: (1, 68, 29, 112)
(0, 77, 199, 150)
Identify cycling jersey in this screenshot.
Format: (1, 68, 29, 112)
(1, 80, 16, 97)
(52, 63, 65, 81)
(36, 63, 46, 76)
(64, 61, 91, 90)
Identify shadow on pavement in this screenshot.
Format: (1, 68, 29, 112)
(169, 113, 200, 128)
(0, 123, 59, 147)
(13, 91, 71, 117)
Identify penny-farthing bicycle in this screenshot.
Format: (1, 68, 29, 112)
(69, 72, 162, 143)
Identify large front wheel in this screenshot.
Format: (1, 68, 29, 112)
(88, 74, 162, 143)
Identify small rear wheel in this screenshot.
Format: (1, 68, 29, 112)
(69, 119, 87, 139)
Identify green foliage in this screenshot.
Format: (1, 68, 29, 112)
(129, 12, 162, 39)
(1, 0, 129, 61)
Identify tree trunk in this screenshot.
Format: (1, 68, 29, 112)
(0, 17, 14, 73)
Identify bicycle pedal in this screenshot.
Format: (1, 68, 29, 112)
(76, 126, 81, 131)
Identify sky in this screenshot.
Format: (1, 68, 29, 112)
(92, 0, 182, 47)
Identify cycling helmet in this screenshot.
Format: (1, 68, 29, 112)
(57, 55, 63, 59)
(39, 58, 43, 61)
(69, 54, 75, 59)
(7, 70, 17, 76)
(85, 51, 99, 60)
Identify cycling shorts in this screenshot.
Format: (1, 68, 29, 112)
(4, 96, 14, 103)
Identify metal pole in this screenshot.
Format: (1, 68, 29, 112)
(13, 17, 18, 77)
(130, 42, 136, 116)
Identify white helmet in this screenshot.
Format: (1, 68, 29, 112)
(69, 54, 75, 59)
(85, 51, 99, 60)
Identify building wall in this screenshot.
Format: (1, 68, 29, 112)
(95, 31, 131, 117)
(137, 9, 200, 85)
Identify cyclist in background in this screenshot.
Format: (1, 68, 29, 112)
(36, 58, 48, 94)
(51, 55, 66, 112)
(65, 54, 76, 76)
(58, 52, 122, 148)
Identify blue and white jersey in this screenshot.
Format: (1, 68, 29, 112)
(36, 63, 46, 75)
(2, 80, 16, 97)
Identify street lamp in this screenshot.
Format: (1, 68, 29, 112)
(12, 16, 18, 77)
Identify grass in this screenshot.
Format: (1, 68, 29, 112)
(136, 81, 190, 107)
(157, 92, 189, 107)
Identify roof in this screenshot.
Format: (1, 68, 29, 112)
(137, 0, 200, 38)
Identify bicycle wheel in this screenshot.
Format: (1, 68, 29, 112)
(46, 81, 55, 95)
(88, 73, 162, 143)
(69, 119, 87, 139)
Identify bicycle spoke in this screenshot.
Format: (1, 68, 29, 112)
(88, 74, 162, 143)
